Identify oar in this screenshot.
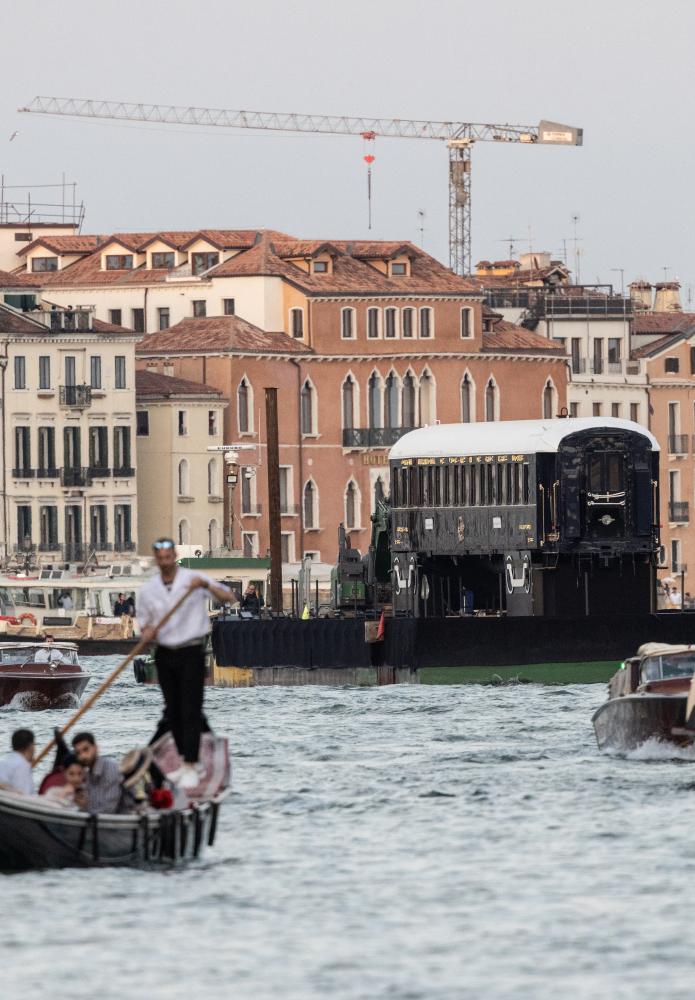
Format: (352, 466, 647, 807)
(32, 587, 194, 768)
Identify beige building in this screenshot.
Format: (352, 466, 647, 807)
(0, 299, 138, 563)
(135, 369, 227, 552)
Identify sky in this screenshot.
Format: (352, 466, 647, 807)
(1, 0, 694, 297)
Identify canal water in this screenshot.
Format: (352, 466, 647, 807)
(1, 657, 694, 1000)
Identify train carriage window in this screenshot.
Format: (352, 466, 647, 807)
(514, 465, 522, 504)
(478, 465, 486, 505)
(505, 464, 512, 506)
(606, 455, 623, 491)
(523, 464, 530, 504)
(448, 466, 456, 505)
(391, 469, 399, 506)
(588, 453, 624, 493)
(435, 467, 442, 506)
(469, 465, 476, 506)
(496, 463, 503, 505)
(486, 464, 494, 505)
(418, 467, 425, 505)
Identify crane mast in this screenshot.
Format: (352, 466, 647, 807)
(19, 96, 582, 275)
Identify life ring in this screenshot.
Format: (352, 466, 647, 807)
(19, 612, 37, 626)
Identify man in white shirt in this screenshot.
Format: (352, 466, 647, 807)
(35, 635, 65, 664)
(0, 729, 35, 795)
(138, 538, 233, 790)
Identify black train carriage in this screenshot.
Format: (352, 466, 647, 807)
(388, 418, 660, 618)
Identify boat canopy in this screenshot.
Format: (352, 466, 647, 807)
(389, 417, 659, 461)
(636, 642, 695, 660)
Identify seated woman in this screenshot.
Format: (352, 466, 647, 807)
(41, 754, 86, 810)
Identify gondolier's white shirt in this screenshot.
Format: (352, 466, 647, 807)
(0, 751, 34, 795)
(137, 566, 232, 649)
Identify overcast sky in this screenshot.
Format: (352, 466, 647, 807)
(2, 0, 694, 298)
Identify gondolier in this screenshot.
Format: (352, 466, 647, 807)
(138, 538, 233, 790)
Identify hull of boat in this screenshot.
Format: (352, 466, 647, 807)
(0, 672, 90, 709)
(592, 694, 689, 751)
(0, 789, 225, 870)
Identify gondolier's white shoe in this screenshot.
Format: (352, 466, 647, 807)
(165, 766, 184, 783)
(179, 765, 200, 790)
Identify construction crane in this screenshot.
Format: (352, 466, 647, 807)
(19, 96, 583, 276)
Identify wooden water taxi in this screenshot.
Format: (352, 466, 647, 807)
(0, 642, 90, 709)
(592, 643, 695, 751)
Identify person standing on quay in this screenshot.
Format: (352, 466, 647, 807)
(138, 538, 233, 790)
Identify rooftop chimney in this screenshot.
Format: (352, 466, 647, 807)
(629, 279, 652, 311)
(654, 281, 682, 313)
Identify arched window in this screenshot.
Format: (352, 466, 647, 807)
(207, 458, 218, 496)
(485, 378, 498, 422)
(178, 518, 190, 544)
(237, 377, 251, 433)
(208, 518, 219, 551)
(300, 379, 315, 435)
(368, 373, 382, 429)
(342, 375, 355, 429)
(385, 372, 399, 429)
(303, 480, 317, 529)
(402, 372, 416, 428)
(461, 374, 473, 422)
(543, 380, 555, 419)
(345, 481, 359, 529)
(419, 371, 434, 426)
(178, 458, 189, 496)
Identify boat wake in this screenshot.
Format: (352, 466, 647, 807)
(0, 692, 80, 711)
(608, 737, 695, 762)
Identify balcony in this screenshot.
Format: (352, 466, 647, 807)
(39, 306, 95, 332)
(668, 434, 689, 456)
(61, 467, 92, 488)
(88, 465, 111, 478)
(343, 426, 415, 449)
(669, 501, 689, 522)
(38, 542, 62, 553)
(114, 540, 136, 552)
(36, 467, 59, 479)
(112, 466, 135, 478)
(606, 360, 623, 374)
(590, 359, 604, 375)
(535, 295, 632, 318)
(12, 468, 35, 479)
(60, 385, 92, 408)
(64, 543, 89, 562)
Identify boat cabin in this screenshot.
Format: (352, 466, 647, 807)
(608, 643, 695, 698)
(0, 642, 80, 666)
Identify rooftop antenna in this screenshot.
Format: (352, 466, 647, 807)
(610, 268, 625, 297)
(497, 235, 525, 258)
(571, 213, 581, 283)
(662, 265, 671, 282)
(417, 209, 426, 247)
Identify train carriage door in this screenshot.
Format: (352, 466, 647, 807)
(584, 449, 626, 539)
(557, 447, 581, 539)
(632, 460, 653, 536)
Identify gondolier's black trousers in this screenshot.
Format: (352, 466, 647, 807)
(154, 643, 205, 764)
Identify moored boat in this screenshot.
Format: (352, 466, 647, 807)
(592, 643, 695, 751)
(0, 642, 90, 709)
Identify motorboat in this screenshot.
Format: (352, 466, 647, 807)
(0, 733, 230, 870)
(592, 643, 695, 751)
(0, 641, 90, 709)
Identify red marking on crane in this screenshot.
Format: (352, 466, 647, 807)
(361, 131, 377, 140)
(363, 155, 375, 164)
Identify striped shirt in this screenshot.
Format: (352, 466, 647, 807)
(85, 755, 132, 814)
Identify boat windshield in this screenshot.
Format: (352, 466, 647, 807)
(640, 653, 695, 682)
(0, 646, 78, 665)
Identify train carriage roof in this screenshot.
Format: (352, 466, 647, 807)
(389, 418, 659, 460)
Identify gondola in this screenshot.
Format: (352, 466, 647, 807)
(0, 642, 90, 709)
(0, 733, 230, 871)
(592, 643, 695, 751)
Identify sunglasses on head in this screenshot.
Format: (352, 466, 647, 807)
(153, 539, 175, 550)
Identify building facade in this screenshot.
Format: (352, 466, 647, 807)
(135, 370, 226, 552)
(0, 301, 138, 563)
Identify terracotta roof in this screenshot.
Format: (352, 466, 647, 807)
(0, 305, 46, 333)
(631, 333, 685, 359)
(136, 369, 223, 398)
(483, 320, 566, 354)
(92, 317, 134, 336)
(0, 268, 40, 288)
(632, 312, 695, 335)
(136, 315, 312, 356)
(474, 265, 568, 289)
(16, 235, 99, 256)
(210, 234, 480, 295)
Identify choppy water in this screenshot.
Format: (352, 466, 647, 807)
(1, 658, 694, 999)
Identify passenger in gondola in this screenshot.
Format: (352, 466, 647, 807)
(42, 754, 87, 810)
(0, 729, 35, 795)
(72, 732, 135, 814)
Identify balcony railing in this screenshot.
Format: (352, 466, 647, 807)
(669, 501, 690, 522)
(536, 295, 632, 318)
(60, 385, 92, 408)
(12, 467, 34, 478)
(64, 543, 89, 562)
(41, 307, 95, 332)
(112, 466, 135, 478)
(88, 465, 111, 478)
(668, 434, 689, 455)
(241, 503, 263, 516)
(343, 426, 415, 448)
(36, 467, 59, 479)
(38, 542, 62, 553)
(590, 359, 604, 375)
(61, 467, 92, 488)
(606, 360, 623, 374)
(114, 540, 136, 552)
